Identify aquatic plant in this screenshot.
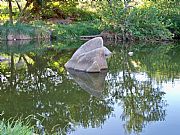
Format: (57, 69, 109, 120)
(0, 119, 33, 135)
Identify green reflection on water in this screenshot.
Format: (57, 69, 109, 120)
(0, 41, 180, 134)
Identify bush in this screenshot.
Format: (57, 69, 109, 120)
(155, 0, 180, 38)
(98, 0, 173, 41)
(63, 7, 100, 21)
(127, 6, 172, 40)
(51, 20, 101, 40)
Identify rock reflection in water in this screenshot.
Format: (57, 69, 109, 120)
(67, 69, 107, 98)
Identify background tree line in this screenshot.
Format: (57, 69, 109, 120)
(0, 0, 179, 40)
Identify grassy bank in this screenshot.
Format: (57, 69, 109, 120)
(49, 20, 102, 40)
(0, 23, 50, 40)
(0, 20, 101, 41)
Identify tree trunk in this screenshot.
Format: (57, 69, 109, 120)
(15, 0, 22, 12)
(8, 0, 13, 24)
(18, 1, 33, 22)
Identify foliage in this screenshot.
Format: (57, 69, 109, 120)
(153, 0, 180, 38)
(0, 23, 33, 38)
(51, 20, 101, 40)
(62, 7, 99, 21)
(23, 3, 99, 22)
(0, 0, 179, 41)
(97, 0, 125, 31)
(0, 119, 33, 135)
(0, 3, 10, 22)
(98, 0, 173, 40)
(127, 6, 172, 40)
(0, 22, 50, 40)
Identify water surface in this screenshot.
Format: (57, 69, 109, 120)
(0, 41, 180, 135)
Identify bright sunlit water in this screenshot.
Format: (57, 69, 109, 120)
(0, 40, 180, 135)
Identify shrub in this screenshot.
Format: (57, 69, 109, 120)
(156, 0, 180, 38)
(51, 20, 101, 40)
(98, 0, 173, 41)
(127, 6, 173, 40)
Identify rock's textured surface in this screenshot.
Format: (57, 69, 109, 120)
(65, 37, 111, 72)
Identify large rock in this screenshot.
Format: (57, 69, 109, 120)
(65, 37, 111, 72)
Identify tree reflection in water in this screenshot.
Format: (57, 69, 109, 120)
(0, 41, 113, 134)
(106, 43, 176, 134)
(0, 41, 180, 134)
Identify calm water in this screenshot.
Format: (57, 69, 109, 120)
(0, 40, 180, 135)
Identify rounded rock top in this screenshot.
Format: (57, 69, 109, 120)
(65, 37, 112, 72)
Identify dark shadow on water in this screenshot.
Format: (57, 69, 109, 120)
(67, 69, 107, 98)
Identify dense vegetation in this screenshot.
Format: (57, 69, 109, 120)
(0, 0, 179, 41)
